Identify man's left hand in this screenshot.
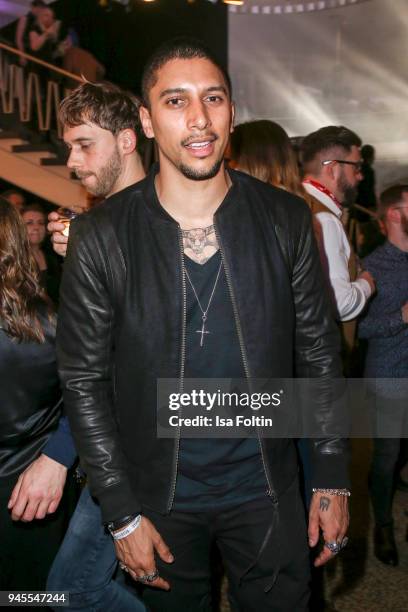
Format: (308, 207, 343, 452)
(308, 491, 349, 566)
(8, 454, 67, 522)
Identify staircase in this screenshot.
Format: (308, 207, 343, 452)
(0, 130, 86, 207)
(0, 35, 87, 207)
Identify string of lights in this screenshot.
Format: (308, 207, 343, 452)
(100, 0, 372, 12)
(227, 0, 373, 14)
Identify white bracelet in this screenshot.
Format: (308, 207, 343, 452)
(312, 488, 351, 497)
(111, 514, 142, 540)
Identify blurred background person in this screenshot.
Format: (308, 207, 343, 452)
(28, 5, 71, 68)
(358, 184, 408, 567)
(15, 0, 46, 65)
(0, 197, 77, 592)
(229, 119, 309, 201)
(1, 188, 26, 212)
(301, 126, 375, 373)
(21, 203, 62, 307)
(357, 144, 377, 211)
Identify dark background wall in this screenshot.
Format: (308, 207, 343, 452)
(55, 0, 228, 94)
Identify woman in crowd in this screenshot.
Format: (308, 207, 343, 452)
(28, 5, 71, 66)
(21, 203, 62, 306)
(229, 119, 310, 200)
(229, 119, 322, 277)
(0, 198, 77, 591)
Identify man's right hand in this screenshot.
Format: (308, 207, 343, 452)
(358, 270, 375, 294)
(402, 302, 408, 324)
(114, 516, 174, 590)
(48, 211, 68, 258)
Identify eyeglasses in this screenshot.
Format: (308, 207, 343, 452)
(322, 160, 363, 173)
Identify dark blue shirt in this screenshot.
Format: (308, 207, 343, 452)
(174, 251, 267, 511)
(359, 240, 408, 394)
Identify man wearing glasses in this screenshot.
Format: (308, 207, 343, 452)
(301, 126, 375, 367)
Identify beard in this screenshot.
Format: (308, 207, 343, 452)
(178, 158, 224, 181)
(77, 146, 123, 198)
(338, 173, 358, 208)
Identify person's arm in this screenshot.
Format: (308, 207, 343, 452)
(57, 213, 139, 523)
(288, 202, 350, 566)
(359, 301, 408, 339)
(29, 28, 49, 52)
(7, 415, 76, 522)
(8, 455, 67, 521)
(42, 415, 77, 468)
(316, 212, 373, 321)
(58, 213, 174, 589)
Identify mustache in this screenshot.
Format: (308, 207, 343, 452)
(181, 133, 218, 147)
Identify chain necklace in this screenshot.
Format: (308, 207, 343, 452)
(184, 260, 223, 347)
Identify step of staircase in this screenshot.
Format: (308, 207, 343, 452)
(0, 130, 21, 139)
(41, 155, 69, 166)
(12, 143, 55, 154)
(0, 132, 87, 207)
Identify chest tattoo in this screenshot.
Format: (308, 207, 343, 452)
(181, 225, 219, 265)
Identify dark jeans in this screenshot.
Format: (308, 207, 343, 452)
(370, 437, 402, 527)
(142, 477, 310, 612)
(369, 394, 408, 526)
(47, 486, 146, 612)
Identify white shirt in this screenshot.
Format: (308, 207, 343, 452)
(303, 181, 372, 322)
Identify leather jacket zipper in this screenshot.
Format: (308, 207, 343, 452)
(213, 221, 276, 501)
(167, 227, 187, 512)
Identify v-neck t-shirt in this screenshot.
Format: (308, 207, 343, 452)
(173, 251, 267, 512)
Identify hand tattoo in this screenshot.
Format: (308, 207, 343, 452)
(182, 225, 219, 264)
(319, 496, 331, 511)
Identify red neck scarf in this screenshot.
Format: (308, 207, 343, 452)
(303, 178, 342, 211)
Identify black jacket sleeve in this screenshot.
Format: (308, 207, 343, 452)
(288, 203, 350, 489)
(57, 213, 140, 523)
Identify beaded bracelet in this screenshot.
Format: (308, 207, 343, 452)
(312, 488, 351, 496)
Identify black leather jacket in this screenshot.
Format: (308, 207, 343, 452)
(57, 168, 349, 523)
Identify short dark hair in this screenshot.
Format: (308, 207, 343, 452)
(59, 81, 141, 136)
(378, 184, 408, 220)
(31, 1, 47, 7)
(141, 36, 232, 107)
(301, 125, 362, 168)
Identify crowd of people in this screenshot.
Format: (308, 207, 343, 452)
(1, 35, 407, 612)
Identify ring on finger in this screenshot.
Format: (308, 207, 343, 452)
(325, 540, 341, 555)
(325, 536, 348, 555)
(137, 570, 159, 583)
(119, 562, 129, 572)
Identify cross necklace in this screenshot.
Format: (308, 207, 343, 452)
(184, 260, 223, 347)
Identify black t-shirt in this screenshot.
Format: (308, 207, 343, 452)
(174, 251, 267, 511)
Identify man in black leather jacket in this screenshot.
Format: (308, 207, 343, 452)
(57, 38, 350, 611)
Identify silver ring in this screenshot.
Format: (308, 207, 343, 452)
(137, 570, 159, 583)
(325, 536, 348, 555)
(119, 562, 129, 572)
(325, 541, 341, 555)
